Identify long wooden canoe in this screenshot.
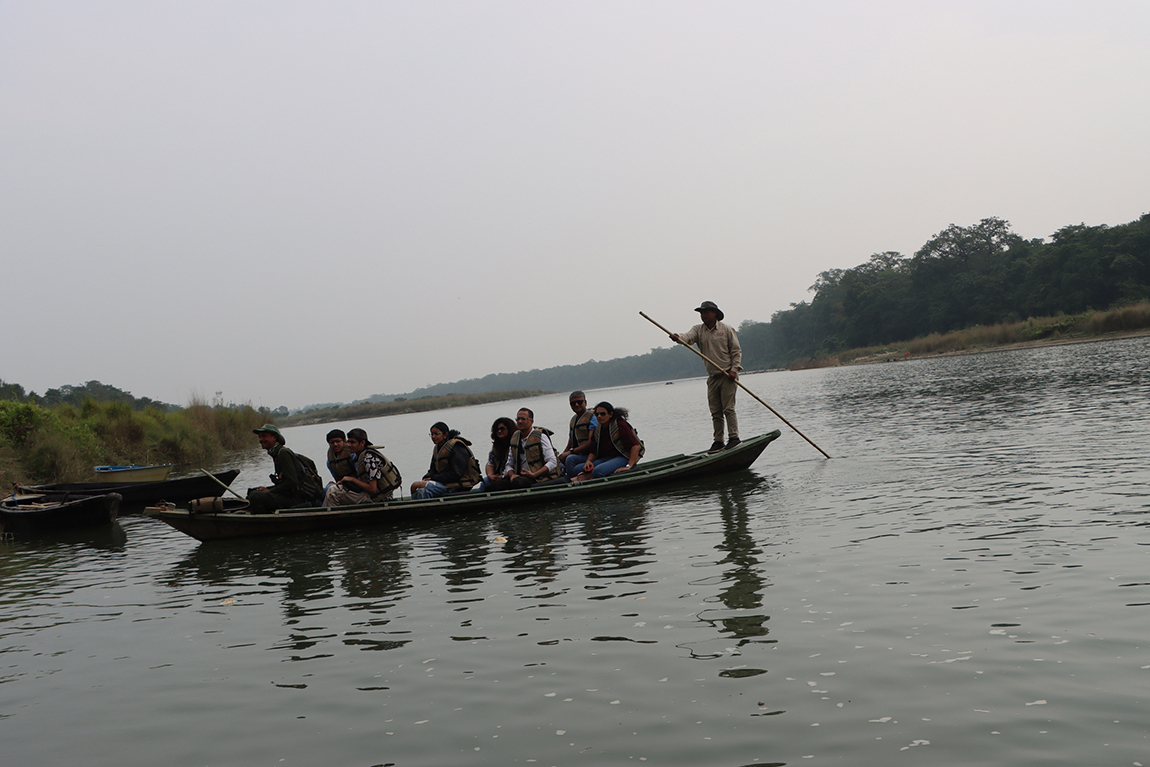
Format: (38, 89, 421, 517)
(146, 430, 782, 541)
(1, 491, 121, 535)
(17, 469, 241, 513)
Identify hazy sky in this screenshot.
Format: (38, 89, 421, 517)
(3, 1, 1147, 409)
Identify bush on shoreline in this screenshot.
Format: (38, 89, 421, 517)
(1, 389, 551, 485)
(0, 397, 267, 486)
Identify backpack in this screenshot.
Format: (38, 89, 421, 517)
(362, 446, 403, 498)
(293, 452, 324, 502)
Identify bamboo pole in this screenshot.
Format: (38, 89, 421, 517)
(641, 311, 831, 459)
(199, 468, 247, 499)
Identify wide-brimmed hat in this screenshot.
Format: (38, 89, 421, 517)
(253, 423, 285, 445)
(694, 300, 724, 321)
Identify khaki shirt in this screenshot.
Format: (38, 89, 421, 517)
(679, 321, 742, 376)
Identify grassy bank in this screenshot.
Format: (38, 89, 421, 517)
(281, 389, 554, 427)
(0, 397, 268, 486)
(789, 302, 1150, 369)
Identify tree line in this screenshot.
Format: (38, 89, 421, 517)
(736, 213, 1150, 368)
(0, 379, 177, 411)
(8, 212, 1147, 423)
(324, 212, 1148, 409)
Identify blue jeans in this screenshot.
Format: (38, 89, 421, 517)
(474, 475, 502, 492)
(413, 481, 452, 500)
(588, 456, 628, 478)
(564, 454, 589, 477)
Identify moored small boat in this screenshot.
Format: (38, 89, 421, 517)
(1, 491, 121, 535)
(17, 469, 242, 513)
(94, 464, 175, 482)
(146, 431, 782, 541)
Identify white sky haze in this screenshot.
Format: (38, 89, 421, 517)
(2, 1, 1147, 408)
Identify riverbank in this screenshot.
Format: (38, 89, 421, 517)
(0, 399, 267, 486)
(789, 302, 1150, 369)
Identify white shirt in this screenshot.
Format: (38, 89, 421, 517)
(502, 430, 558, 475)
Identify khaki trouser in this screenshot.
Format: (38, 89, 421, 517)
(707, 372, 739, 443)
(323, 484, 391, 507)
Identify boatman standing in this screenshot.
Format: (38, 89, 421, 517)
(670, 301, 742, 452)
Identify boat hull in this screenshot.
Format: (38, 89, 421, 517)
(1, 492, 121, 534)
(17, 470, 242, 513)
(146, 431, 781, 541)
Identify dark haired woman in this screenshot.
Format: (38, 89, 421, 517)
(411, 421, 482, 499)
(475, 417, 517, 492)
(576, 402, 642, 480)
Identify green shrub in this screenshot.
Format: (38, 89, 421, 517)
(0, 400, 50, 446)
(21, 431, 97, 483)
(2, 397, 268, 483)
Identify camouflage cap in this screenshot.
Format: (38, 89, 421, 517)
(253, 423, 286, 445)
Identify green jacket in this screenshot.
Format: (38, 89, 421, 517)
(268, 443, 304, 498)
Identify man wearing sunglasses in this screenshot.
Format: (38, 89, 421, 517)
(486, 408, 560, 491)
(558, 390, 596, 477)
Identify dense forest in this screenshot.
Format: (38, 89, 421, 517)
(737, 214, 1150, 367)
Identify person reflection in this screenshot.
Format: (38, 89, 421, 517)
(496, 513, 564, 585)
(713, 483, 771, 643)
(578, 497, 652, 597)
(339, 534, 410, 602)
(433, 518, 492, 595)
(337, 535, 414, 652)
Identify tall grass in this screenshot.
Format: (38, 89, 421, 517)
(905, 320, 1039, 355)
(905, 304, 1150, 356)
(791, 302, 1150, 367)
(1083, 301, 1150, 334)
(0, 397, 268, 485)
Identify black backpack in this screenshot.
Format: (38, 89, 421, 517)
(362, 446, 403, 498)
(293, 452, 324, 502)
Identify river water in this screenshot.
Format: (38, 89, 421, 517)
(3, 337, 1149, 766)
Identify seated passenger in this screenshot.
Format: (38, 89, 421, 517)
(323, 428, 401, 507)
(558, 390, 596, 477)
(575, 402, 643, 480)
(324, 428, 357, 492)
(411, 421, 482, 499)
(475, 417, 517, 491)
(246, 424, 315, 513)
(486, 408, 560, 491)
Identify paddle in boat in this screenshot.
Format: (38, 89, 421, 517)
(146, 430, 782, 542)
